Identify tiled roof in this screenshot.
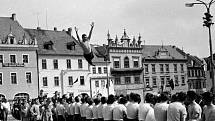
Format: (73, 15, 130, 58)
(0, 17, 32, 43)
(24, 29, 83, 56)
(187, 54, 203, 67)
(142, 45, 187, 60)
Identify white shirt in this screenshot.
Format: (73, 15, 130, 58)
(56, 104, 65, 115)
(86, 105, 94, 119)
(69, 103, 75, 115)
(102, 104, 115, 120)
(167, 102, 187, 121)
(113, 104, 127, 120)
(126, 102, 139, 120)
(145, 108, 156, 121)
(98, 103, 107, 118)
(187, 102, 202, 121)
(203, 105, 215, 121)
(138, 103, 152, 121)
(74, 102, 81, 114)
(2, 102, 10, 112)
(80, 103, 88, 117)
(154, 102, 169, 121)
(92, 105, 99, 119)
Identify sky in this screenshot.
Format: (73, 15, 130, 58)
(1, 0, 215, 58)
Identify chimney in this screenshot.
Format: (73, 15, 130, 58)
(11, 13, 16, 21)
(37, 27, 41, 30)
(67, 27, 72, 36)
(54, 27, 57, 31)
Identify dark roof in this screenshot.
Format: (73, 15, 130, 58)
(142, 45, 187, 60)
(187, 54, 203, 67)
(24, 29, 83, 56)
(0, 17, 32, 42)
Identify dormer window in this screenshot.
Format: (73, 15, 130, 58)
(67, 41, 76, 50)
(10, 37, 15, 44)
(7, 33, 16, 44)
(44, 41, 53, 50)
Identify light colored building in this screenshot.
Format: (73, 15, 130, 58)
(107, 30, 144, 98)
(25, 27, 91, 97)
(89, 45, 114, 97)
(142, 45, 188, 94)
(0, 14, 38, 100)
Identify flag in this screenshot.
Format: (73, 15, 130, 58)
(73, 78, 78, 85)
(169, 79, 174, 90)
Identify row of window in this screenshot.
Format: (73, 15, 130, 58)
(114, 76, 141, 85)
(42, 76, 85, 87)
(188, 80, 206, 89)
(95, 80, 106, 88)
(188, 69, 205, 77)
(42, 59, 83, 69)
(145, 75, 185, 88)
(0, 54, 29, 63)
(113, 57, 139, 68)
(144, 64, 184, 74)
(92, 67, 108, 74)
(0, 72, 31, 85)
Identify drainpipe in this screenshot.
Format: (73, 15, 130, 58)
(36, 50, 40, 97)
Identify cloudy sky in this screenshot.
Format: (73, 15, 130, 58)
(1, 0, 215, 58)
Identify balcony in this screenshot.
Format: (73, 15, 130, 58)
(111, 67, 143, 75)
(2, 63, 24, 67)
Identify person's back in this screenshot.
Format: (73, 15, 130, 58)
(138, 103, 151, 121)
(113, 103, 127, 121)
(154, 102, 169, 121)
(188, 102, 202, 121)
(202, 104, 215, 121)
(167, 102, 187, 121)
(126, 101, 139, 120)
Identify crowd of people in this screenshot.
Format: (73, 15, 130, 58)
(0, 90, 215, 121)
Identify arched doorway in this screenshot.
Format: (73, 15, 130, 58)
(14, 93, 29, 100)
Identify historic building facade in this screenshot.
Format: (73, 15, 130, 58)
(89, 46, 115, 97)
(25, 27, 92, 97)
(186, 54, 206, 94)
(0, 14, 39, 100)
(107, 30, 144, 98)
(142, 45, 188, 94)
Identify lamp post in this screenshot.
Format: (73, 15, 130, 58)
(186, 0, 215, 94)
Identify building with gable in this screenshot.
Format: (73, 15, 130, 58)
(142, 45, 188, 94)
(25, 27, 91, 97)
(186, 54, 206, 94)
(0, 14, 38, 100)
(89, 45, 115, 97)
(107, 30, 144, 98)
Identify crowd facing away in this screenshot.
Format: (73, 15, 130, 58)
(0, 90, 215, 121)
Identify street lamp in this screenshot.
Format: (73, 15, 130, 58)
(186, 0, 215, 94)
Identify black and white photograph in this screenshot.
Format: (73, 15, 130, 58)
(0, 0, 215, 121)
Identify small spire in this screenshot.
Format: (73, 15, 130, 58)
(124, 29, 126, 36)
(107, 30, 111, 40)
(161, 40, 164, 48)
(138, 33, 141, 41)
(132, 36, 136, 46)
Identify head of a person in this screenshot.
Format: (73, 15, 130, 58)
(93, 98, 101, 105)
(35, 98, 40, 104)
(107, 94, 115, 104)
(202, 91, 214, 105)
(145, 93, 154, 104)
(75, 96, 80, 102)
(87, 97, 93, 105)
(177, 92, 187, 102)
(82, 34, 88, 42)
(118, 97, 127, 105)
(159, 92, 170, 103)
(101, 97, 107, 104)
(187, 91, 197, 102)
